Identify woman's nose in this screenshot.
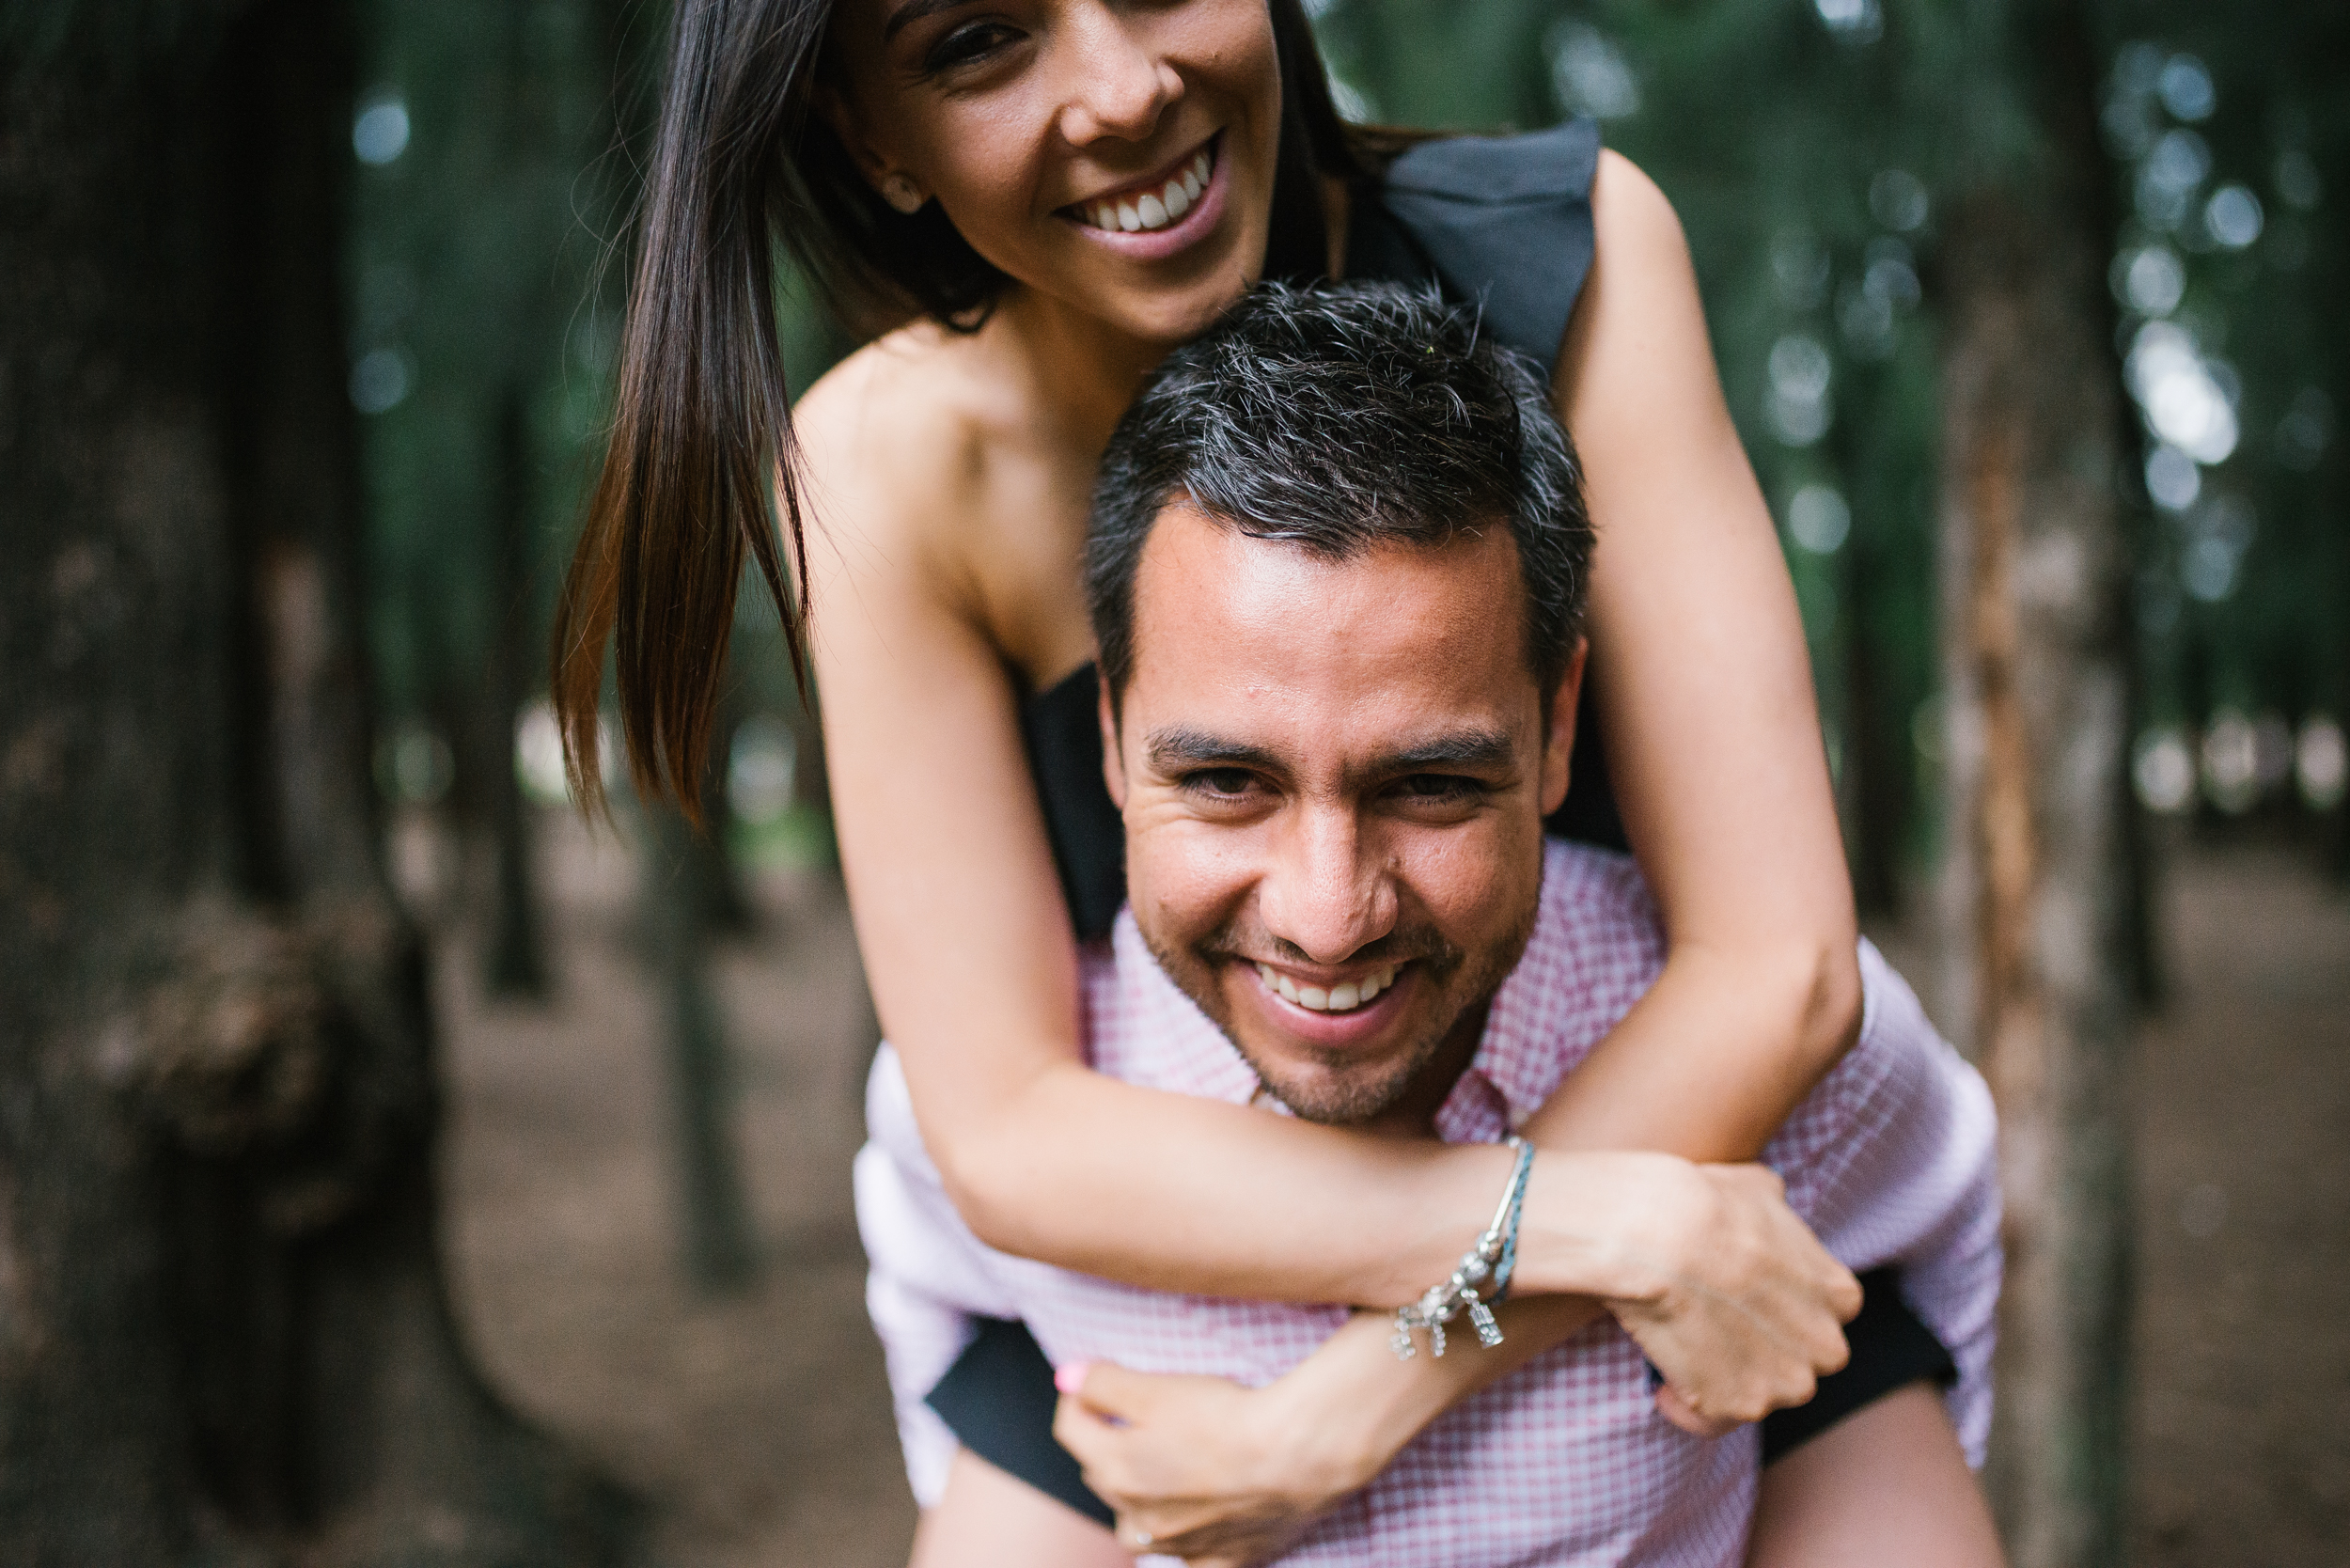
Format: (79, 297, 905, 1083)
(1054, 2, 1183, 146)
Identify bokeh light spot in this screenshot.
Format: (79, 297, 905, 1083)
(353, 94, 411, 166)
(1787, 485, 1851, 555)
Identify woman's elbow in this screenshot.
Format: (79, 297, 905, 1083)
(921, 1077, 1084, 1260)
(928, 1118, 1034, 1256)
(1794, 935, 1864, 1077)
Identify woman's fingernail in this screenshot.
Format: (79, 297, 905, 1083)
(1054, 1361, 1090, 1396)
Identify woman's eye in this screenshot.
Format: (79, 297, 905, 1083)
(923, 21, 1019, 72)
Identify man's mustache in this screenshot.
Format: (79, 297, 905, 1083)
(1197, 922, 1462, 973)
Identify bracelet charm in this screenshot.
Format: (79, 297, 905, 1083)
(1391, 1136, 1533, 1360)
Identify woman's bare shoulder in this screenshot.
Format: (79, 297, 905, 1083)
(1587, 149, 1691, 275)
(1558, 148, 1709, 415)
(791, 323, 1003, 585)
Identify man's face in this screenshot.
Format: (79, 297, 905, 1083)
(1103, 504, 1585, 1127)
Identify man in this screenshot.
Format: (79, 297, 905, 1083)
(857, 285, 1999, 1565)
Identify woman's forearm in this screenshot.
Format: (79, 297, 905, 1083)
(1257, 1298, 1610, 1494)
(937, 1062, 1557, 1308)
(1516, 938, 1860, 1164)
(1526, 148, 1864, 1172)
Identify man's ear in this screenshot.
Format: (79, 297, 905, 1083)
(1098, 675, 1128, 812)
(1538, 638, 1590, 817)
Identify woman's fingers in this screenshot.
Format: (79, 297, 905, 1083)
(1604, 1159, 1860, 1425)
(1048, 1363, 1329, 1565)
(1060, 1356, 1160, 1423)
(1653, 1382, 1740, 1439)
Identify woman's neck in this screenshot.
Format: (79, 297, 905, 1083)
(990, 287, 1173, 453)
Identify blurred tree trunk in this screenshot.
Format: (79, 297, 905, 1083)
(644, 805, 758, 1294)
(484, 389, 549, 996)
(1934, 4, 2136, 1564)
(0, 7, 625, 1563)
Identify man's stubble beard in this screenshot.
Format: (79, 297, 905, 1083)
(1138, 895, 1542, 1127)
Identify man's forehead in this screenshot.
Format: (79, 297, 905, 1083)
(1123, 507, 1538, 769)
(1129, 505, 1524, 672)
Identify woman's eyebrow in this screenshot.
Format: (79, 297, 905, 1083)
(884, 0, 972, 42)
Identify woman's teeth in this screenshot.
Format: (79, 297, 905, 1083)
(1081, 149, 1213, 233)
(1254, 963, 1400, 1014)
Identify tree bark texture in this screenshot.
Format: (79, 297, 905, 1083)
(1936, 83, 2138, 1568)
(0, 8, 625, 1563)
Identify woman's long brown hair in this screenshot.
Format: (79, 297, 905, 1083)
(552, 0, 1365, 823)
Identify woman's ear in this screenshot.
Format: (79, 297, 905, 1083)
(1539, 638, 1589, 817)
(813, 82, 925, 210)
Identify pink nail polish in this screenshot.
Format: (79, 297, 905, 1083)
(1054, 1361, 1090, 1395)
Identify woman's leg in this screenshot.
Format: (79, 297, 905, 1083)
(910, 1448, 1136, 1568)
(1747, 1382, 2004, 1568)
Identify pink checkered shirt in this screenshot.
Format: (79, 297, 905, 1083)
(857, 840, 2000, 1566)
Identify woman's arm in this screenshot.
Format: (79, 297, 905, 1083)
(1528, 149, 1863, 1157)
(804, 144, 1858, 1391)
(797, 336, 1847, 1327)
(801, 342, 1570, 1306)
(1040, 153, 1881, 1553)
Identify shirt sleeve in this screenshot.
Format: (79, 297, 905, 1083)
(1763, 941, 2002, 1466)
(855, 1043, 1026, 1504)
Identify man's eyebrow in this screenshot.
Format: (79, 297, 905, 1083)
(1376, 731, 1517, 772)
(1144, 728, 1282, 772)
(883, 0, 968, 43)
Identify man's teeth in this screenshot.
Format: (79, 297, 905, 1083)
(1086, 149, 1212, 233)
(1254, 963, 1400, 1013)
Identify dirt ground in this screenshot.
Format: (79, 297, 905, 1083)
(2123, 840, 2350, 1566)
(423, 814, 2349, 1566)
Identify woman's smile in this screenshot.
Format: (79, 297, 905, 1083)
(1059, 133, 1230, 262)
(1066, 135, 1212, 232)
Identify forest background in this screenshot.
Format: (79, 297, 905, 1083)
(2, 0, 2344, 1565)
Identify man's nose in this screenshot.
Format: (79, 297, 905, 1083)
(1054, 2, 1183, 147)
(1256, 806, 1395, 966)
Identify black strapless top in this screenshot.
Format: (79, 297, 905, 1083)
(1021, 119, 1623, 941)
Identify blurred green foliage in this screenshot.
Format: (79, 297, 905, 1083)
(349, 1, 616, 718)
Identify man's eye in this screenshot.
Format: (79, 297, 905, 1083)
(1394, 774, 1481, 803)
(923, 20, 1019, 71)
(1185, 768, 1260, 798)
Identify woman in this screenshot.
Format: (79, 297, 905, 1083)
(552, 0, 2000, 1563)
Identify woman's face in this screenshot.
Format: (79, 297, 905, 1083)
(827, 0, 1284, 347)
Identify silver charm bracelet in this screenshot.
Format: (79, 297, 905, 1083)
(1391, 1135, 1534, 1359)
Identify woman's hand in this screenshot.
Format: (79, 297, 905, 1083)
(1542, 1152, 1861, 1435)
(1050, 1147, 1861, 1566)
(1054, 1359, 1368, 1568)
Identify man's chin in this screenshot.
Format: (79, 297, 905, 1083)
(1248, 1058, 1421, 1126)
(1140, 930, 1465, 1125)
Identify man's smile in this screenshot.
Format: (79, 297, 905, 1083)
(1251, 960, 1400, 1014)
(1232, 956, 1428, 1056)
